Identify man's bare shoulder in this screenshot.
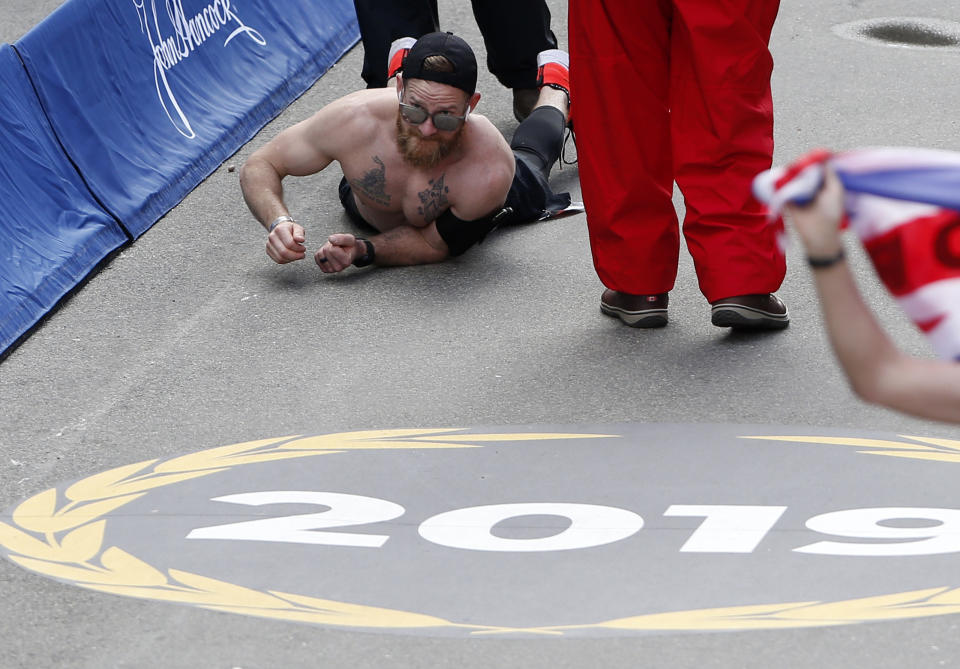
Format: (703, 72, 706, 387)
(323, 88, 396, 118)
(299, 88, 396, 149)
(461, 112, 511, 148)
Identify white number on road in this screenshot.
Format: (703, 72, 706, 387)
(186, 491, 405, 547)
(664, 505, 788, 553)
(418, 503, 644, 552)
(795, 507, 960, 556)
(188, 494, 960, 557)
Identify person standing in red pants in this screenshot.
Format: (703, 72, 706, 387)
(569, 0, 789, 329)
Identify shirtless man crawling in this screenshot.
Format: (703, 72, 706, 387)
(240, 31, 571, 272)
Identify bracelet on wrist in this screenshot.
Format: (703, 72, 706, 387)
(352, 237, 376, 267)
(807, 248, 845, 269)
(268, 215, 295, 233)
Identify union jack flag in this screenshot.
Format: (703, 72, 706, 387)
(753, 147, 960, 361)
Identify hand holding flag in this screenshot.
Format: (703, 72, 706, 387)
(754, 147, 960, 361)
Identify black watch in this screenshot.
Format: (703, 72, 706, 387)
(352, 238, 376, 267)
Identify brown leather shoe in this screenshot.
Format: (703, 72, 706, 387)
(600, 290, 668, 328)
(710, 293, 789, 330)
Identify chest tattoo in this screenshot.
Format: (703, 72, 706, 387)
(350, 156, 391, 206)
(417, 175, 450, 222)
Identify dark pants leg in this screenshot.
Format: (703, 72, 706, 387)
(470, 0, 557, 89)
(510, 106, 565, 179)
(353, 0, 439, 88)
(501, 106, 570, 224)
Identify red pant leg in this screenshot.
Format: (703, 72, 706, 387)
(569, 0, 680, 294)
(671, 0, 786, 302)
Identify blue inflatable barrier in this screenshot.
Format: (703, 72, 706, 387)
(15, 0, 359, 238)
(1, 0, 357, 357)
(0, 44, 129, 356)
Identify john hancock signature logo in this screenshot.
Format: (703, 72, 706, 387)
(133, 0, 266, 139)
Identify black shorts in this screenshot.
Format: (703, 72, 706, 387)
(501, 105, 571, 224)
(501, 149, 571, 225)
(338, 175, 371, 229)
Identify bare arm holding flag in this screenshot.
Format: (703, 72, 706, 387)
(784, 168, 960, 424)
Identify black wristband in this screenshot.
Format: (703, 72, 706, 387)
(807, 248, 845, 269)
(352, 238, 375, 267)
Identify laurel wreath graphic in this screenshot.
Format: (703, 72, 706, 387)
(3, 429, 960, 634)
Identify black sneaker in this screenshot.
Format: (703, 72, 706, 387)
(710, 293, 789, 330)
(601, 290, 668, 328)
(512, 88, 538, 122)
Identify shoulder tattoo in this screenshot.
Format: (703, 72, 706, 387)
(350, 156, 391, 206)
(417, 175, 450, 222)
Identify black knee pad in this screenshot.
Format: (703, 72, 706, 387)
(510, 106, 565, 170)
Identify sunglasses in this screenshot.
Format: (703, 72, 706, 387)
(398, 100, 469, 132)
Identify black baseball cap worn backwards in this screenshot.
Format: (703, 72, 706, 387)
(402, 31, 478, 96)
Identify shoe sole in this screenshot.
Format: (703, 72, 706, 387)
(601, 303, 668, 328)
(711, 304, 790, 330)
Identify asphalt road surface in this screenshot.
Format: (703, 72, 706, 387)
(3, 1, 960, 667)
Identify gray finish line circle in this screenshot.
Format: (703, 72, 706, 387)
(4, 423, 960, 637)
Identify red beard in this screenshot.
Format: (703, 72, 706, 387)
(395, 112, 463, 169)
